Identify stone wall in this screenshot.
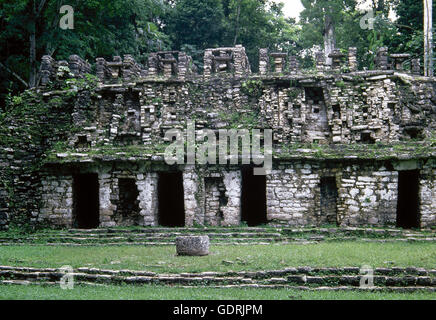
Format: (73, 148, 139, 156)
(420, 168, 436, 228)
(37, 46, 436, 150)
(35, 159, 436, 229)
(0, 89, 75, 230)
(338, 165, 398, 226)
(98, 172, 117, 227)
(265, 162, 422, 228)
(39, 169, 161, 228)
(183, 166, 200, 227)
(0, 148, 12, 230)
(137, 173, 159, 226)
(222, 170, 242, 226)
(204, 177, 227, 226)
(38, 165, 244, 228)
(266, 164, 320, 226)
(40, 176, 73, 227)
(66, 73, 434, 149)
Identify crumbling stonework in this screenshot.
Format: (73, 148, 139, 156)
(267, 165, 320, 226)
(337, 165, 398, 226)
(40, 176, 73, 227)
(0, 45, 435, 231)
(419, 168, 436, 226)
(137, 173, 159, 226)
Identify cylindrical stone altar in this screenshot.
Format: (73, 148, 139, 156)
(176, 236, 210, 256)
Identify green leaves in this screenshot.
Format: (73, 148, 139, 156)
(0, 0, 172, 105)
(241, 79, 264, 99)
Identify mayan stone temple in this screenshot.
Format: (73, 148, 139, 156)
(0, 45, 435, 231)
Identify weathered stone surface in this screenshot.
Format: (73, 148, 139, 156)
(176, 236, 210, 256)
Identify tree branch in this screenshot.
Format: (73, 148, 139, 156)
(394, 23, 415, 31)
(0, 62, 29, 88)
(36, 0, 48, 17)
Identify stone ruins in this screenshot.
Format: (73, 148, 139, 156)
(0, 45, 434, 230)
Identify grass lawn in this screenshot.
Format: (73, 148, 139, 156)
(0, 241, 435, 273)
(0, 284, 435, 300)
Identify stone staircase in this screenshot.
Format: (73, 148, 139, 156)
(0, 227, 435, 246)
(1, 265, 435, 292)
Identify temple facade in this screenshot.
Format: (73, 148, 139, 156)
(0, 46, 435, 230)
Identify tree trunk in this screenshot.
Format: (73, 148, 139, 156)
(29, 0, 48, 88)
(377, 0, 385, 13)
(424, 0, 434, 77)
(324, 15, 336, 66)
(233, 0, 241, 46)
(29, 19, 37, 88)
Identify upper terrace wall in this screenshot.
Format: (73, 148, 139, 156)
(38, 46, 436, 149)
(39, 46, 423, 83)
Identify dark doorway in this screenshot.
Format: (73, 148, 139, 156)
(397, 170, 420, 229)
(73, 173, 99, 229)
(241, 166, 267, 226)
(304, 87, 324, 104)
(158, 172, 185, 227)
(360, 132, 375, 144)
(320, 177, 339, 225)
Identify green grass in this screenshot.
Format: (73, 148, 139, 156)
(0, 284, 434, 300)
(0, 242, 435, 273)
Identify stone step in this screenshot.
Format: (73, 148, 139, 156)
(183, 285, 436, 292)
(0, 269, 434, 288)
(0, 242, 286, 246)
(282, 227, 435, 236)
(1, 236, 435, 245)
(1, 265, 434, 279)
(2, 227, 434, 246)
(2, 227, 434, 239)
(0, 236, 283, 243)
(1, 226, 435, 245)
(1, 279, 434, 292)
(286, 275, 436, 287)
(7, 232, 284, 239)
(56, 227, 435, 236)
(66, 227, 282, 234)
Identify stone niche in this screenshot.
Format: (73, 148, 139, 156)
(187, 169, 242, 227)
(320, 176, 339, 225)
(204, 177, 228, 226)
(101, 170, 160, 227)
(113, 91, 142, 146)
(148, 51, 197, 79)
(303, 86, 331, 143)
(204, 46, 251, 78)
(114, 177, 141, 226)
